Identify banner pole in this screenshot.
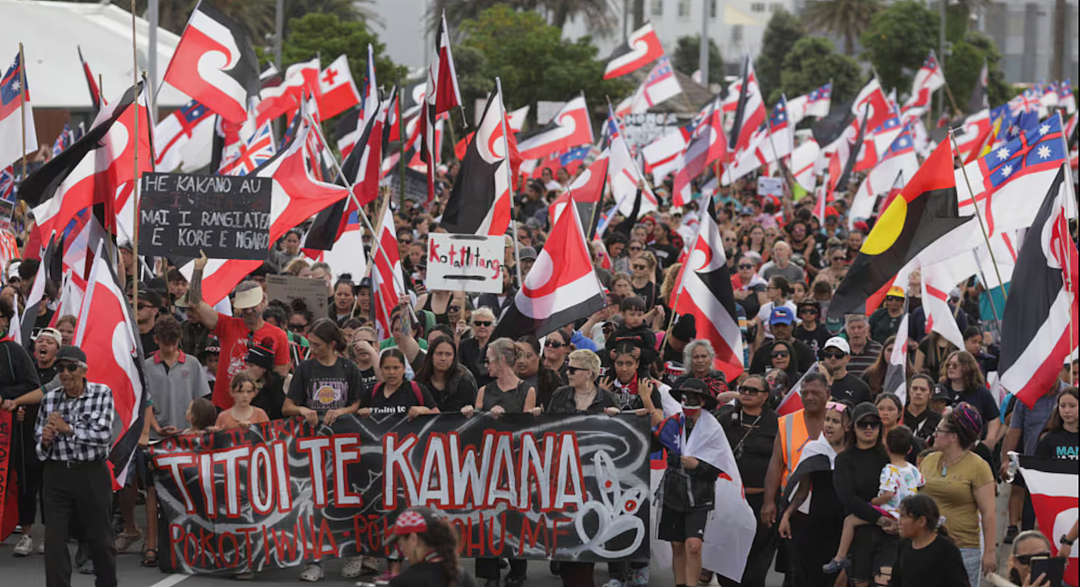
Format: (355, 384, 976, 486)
(497, 78, 524, 289)
(949, 129, 1008, 300)
(18, 43, 27, 184)
(1054, 112, 1078, 386)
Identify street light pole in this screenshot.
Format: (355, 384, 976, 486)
(274, 0, 284, 69)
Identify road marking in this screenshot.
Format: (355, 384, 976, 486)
(147, 574, 191, 587)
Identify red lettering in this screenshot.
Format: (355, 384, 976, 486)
(486, 511, 507, 556)
(428, 241, 441, 262)
(518, 516, 547, 556)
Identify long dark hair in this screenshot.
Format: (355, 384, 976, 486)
(1044, 386, 1079, 434)
(863, 335, 910, 397)
(899, 494, 949, 537)
(417, 517, 461, 587)
(415, 337, 461, 385)
(769, 340, 800, 381)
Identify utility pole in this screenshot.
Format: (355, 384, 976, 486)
(274, 0, 284, 69)
(939, 0, 947, 121)
(699, 0, 710, 87)
(148, 0, 158, 123)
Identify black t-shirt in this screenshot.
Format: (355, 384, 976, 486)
(37, 362, 57, 388)
(632, 281, 660, 309)
(891, 535, 970, 587)
(389, 561, 478, 587)
(717, 406, 780, 489)
(904, 407, 942, 443)
(610, 378, 662, 413)
(140, 330, 159, 358)
(1035, 428, 1079, 460)
(287, 357, 364, 413)
(949, 385, 1000, 432)
(793, 323, 831, 357)
(359, 366, 378, 395)
(830, 373, 872, 405)
(362, 380, 437, 416)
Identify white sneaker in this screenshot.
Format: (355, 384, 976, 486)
(12, 534, 34, 557)
(36, 539, 45, 555)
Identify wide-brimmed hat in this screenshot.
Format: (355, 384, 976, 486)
(670, 378, 717, 411)
(232, 285, 264, 310)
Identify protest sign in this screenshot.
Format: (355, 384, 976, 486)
(265, 274, 329, 318)
(149, 413, 651, 574)
(426, 233, 505, 294)
(138, 172, 272, 260)
(757, 176, 784, 198)
(385, 167, 429, 205)
(621, 113, 679, 149)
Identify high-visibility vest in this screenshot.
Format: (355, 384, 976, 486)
(778, 409, 811, 488)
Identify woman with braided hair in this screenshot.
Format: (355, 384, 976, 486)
(387, 507, 477, 587)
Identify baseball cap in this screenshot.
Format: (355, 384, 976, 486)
(823, 336, 851, 355)
(851, 402, 881, 425)
(386, 507, 442, 543)
(519, 246, 538, 261)
(770, 306, 795, 325)
(37, 327, 62, 346)
(56, 345, 88, 365)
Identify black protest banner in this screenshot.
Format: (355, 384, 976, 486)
(0, 410, 14, 540)
(139, 172, 272, 260)
(149, 413, 651, 575)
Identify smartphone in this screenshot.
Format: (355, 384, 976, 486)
(1030, 556, 1066, 587)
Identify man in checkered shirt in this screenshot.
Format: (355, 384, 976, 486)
(34, 345, 117, 587)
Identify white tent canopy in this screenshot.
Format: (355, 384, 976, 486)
(0, 0, 190, 109)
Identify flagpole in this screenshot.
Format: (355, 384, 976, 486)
(949, 129, 1008, 299)
(1054, 112, 1078, 385)
(497, 77, 524, 289)
(130, 0, 141, 309)
(971, 251, 1002, 325)
(17, 42, 26, 183)
(765, 98, 795, 197)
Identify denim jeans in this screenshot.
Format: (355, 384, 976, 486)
(959, 547, 982, 587)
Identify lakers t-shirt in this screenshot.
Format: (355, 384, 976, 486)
(287, 357, 364, 413)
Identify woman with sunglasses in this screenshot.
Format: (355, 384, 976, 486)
(629, 251, 660, 309)
(986, 531, 1056, 587)
(768, 340, 801, 384)
(713, 375, 779, 587)
(939, 350, 1002, 445)
(831, 402, 897, 586)
(732, 253, 768, 321)
(779, 397, 854, 587)
(542, 329, 573, 381)
(459, 308, 497, 387)
(793, 300, 830, 355)
(919, 403, 997, 587)
(819, 246, 850, 288)
(417, 289, 467, 327)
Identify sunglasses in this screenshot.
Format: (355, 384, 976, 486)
(565, 366, 588, 375)
(738, 264, 754, 270)
(799, 307, 819, 314)
(832, 257, 846, 263)
(137, 303, 156, 311)
(632, 264, 647, 270)
(821, 350, 847, 360)
(825, 402, 847, 413)
(289, 323, 307, 331)
(473, 320, 493, 327)
(771, 350, 790, 359)
(545, 340, 565, 349)
(1015, 553, 1053, 566)
(58, 363, 82, 373)
(629, 246, 644, 251)
(856, 419, 882, 430)
(739, 385, 768, 394)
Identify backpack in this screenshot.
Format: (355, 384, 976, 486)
(372, 380, 426, 406)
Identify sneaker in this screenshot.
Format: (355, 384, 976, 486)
(341, 557, 366, 579)
(299, 563, 324, 582)
(822, 557, 851, 574)
(629, 566, 650, 587)
(373, 570, 398, 586)
(36, 538, 44, 555)
(361, 557, 381, 574)
(601, 580, 626, 587)
(114, 530, 142, 553)
(12, 534, 34, 557)
(1004, 525, 1020, 544)
(79, 559, 95, 575)
(698, 570, 714, 585)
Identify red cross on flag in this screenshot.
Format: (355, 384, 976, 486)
(318, 55, 361, 121)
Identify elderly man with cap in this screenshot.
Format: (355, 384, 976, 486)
(188, 253, 290, 410)
(749, 307, 815, 375)
(518, 246, 538, 279)
(34, 345, 117, 587)
(820, 337, 872, 406)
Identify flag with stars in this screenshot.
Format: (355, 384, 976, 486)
(219, 121, 276, 176)
(155, 99, 214, 172)
(559, 145, 591, 175)
(51, 122, 74, 158)
(0, 51, 39, 170)
(957, 115, 1068, 236)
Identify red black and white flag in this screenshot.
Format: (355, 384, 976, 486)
(420, 12, 463, 202)
(727, 57, 766, 163)
(551, 146, 609, 239)
(441, 85, 517, 236)
(674, 97, 726, 207)
(672, 199, 744, 380)
(603, 22, 664, 79)
(75, 240, 150, 488)
(1017, 455, 1079, 586)
(255, 57, 320, 126)
(516, 96, 594, 161)
(999, 164, 1079, 408)
(163, 0, 260, 124)
(77, 45, 104, 115)
(491, 202, 605, 340)
(372, 203, 406, 340)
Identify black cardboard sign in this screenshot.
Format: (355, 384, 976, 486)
(139, 173, 272, 260)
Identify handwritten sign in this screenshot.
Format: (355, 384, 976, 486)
(622, 113, 680, 149)
(427, 233, 504, 294)
(265, 274, 329, 318)
(138, 172, 272, 260)
(757, 176, 784, 198)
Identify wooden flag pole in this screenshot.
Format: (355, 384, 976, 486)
(18, 43, 27, 183)
(496, 78, 524, 290)
(949, 130, 1008, 300)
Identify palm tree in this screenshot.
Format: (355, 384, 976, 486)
(432, 0, 615, 37)
(802, 0, 883, 56)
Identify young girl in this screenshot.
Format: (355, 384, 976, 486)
(215, 371, 270, 430)
(824, 425, 925, 573)
(185, 397, 217, 433)
(890, 494, 970, 586)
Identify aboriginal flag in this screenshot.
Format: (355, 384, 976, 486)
(828, 140, 975, 320)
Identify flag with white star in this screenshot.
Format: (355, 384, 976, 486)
(0, 51, 39, 170)
(957, 115, 1068, 236)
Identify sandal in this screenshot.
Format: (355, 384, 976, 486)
(299, 563, 324, 582)
(141, 547, 158, 568)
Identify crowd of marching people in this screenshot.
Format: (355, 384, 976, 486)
(0, 153, 1078, 587)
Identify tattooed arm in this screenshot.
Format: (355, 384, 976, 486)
(188, 251, 220, 331)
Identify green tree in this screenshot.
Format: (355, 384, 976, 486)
(756, 8, 806, 104)
(779, 37, 863, 104)
(458, 6, 629, 125)
(947, 31, 1014, 112)
(671, 35, 723, 86)
(860, 1, 940, 96)
(281, 14, 404, 94)
(433, 0, 614, 37)
(802, 0, 883, 56)
(151, 0, 375, 42)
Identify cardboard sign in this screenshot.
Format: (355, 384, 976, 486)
(150, 413, 652, 574)
(426, 233, 504, 294)
(265, 274, 328, 318)
(138, 172, 272, 260)
(757, 176, 785, 198)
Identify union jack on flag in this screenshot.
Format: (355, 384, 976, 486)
(0, 165, 15, 203)
(219, 121, 275, 176)
(1009, 90, 1042, 116)
(52, 122, 73, 157)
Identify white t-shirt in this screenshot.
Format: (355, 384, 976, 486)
(755, 300, 799, 339)
(879, 462, 926, 518)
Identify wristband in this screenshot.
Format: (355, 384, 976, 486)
(1062, 534, 1076, 547)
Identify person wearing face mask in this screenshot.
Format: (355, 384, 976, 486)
(188, 253, 291, 410)
(385, 507, 477, 587)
